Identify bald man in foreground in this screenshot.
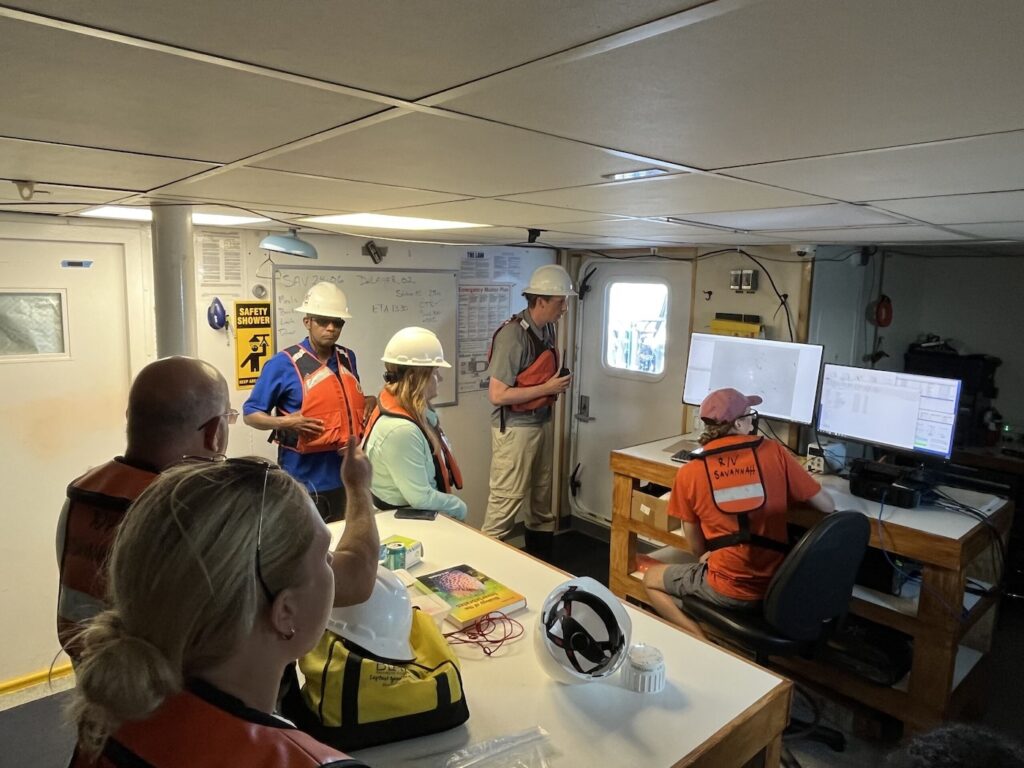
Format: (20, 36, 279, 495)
(55, 356, 233, 660)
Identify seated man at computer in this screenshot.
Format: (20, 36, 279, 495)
(643, 387, 835, 639)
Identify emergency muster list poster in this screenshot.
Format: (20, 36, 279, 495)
(457, 284, 511, 393)
(234, 300, 274, 389)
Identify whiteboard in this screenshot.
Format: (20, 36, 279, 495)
(272, 266, 458, 406)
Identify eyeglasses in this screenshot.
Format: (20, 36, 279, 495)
(178, 455, 279, 603)
(739, 410, 759, 420)
(310, 315, 345, 329)
(196, 409, 239, 432)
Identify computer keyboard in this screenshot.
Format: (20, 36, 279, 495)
(670, 448, 694, 463)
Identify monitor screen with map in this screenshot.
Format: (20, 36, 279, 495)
(682, 333, 824, 424)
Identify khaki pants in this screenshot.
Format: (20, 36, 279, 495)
(481, 421, 555, 539)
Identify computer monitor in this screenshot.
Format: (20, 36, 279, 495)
(817, 364, 962, 460)
(682, 333, 824, 424)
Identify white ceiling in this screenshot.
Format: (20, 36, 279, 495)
(1, 0, 1022, 253)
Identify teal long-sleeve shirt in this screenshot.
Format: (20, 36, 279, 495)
(364, 409, 468, 521)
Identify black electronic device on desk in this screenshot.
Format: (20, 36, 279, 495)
(848, 459, 931, 508)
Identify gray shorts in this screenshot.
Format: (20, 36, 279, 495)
(663, 562, 762, 612)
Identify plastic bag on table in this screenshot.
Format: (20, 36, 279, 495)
(442, 726, 551, 768)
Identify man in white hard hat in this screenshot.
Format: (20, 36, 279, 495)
(481, 264, 575, 558)
(244, 282, 374, 522)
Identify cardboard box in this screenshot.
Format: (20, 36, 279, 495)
(630, 491, 679, 532)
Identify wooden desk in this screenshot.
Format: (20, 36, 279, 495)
(329, 511, 791, 768)
(609, 436, 1014, 731)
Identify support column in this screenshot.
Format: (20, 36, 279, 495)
(151, 204, 196, 357)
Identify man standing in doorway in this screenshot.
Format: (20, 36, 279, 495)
(244, 282, 372, 522)
(56, 356, 233, 661)
(481, 264, 575, 559)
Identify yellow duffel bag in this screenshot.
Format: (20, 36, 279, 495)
(284, 570, 469, 751)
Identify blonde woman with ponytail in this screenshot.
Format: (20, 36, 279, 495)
(68, 444, 372, 768)
(362, 327, 467, 521)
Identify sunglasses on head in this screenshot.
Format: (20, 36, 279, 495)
(178, 455, 280, 602)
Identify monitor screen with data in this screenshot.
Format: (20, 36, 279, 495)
(682, 334, 824, 424)
(817, 364, 962, 459)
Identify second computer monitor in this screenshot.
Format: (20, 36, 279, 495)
(817, 364, 962, 459)
(682, 333, 824, 424)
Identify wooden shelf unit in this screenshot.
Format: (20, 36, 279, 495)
(609, 436, 1014, 731)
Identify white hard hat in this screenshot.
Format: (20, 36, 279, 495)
(523, 265, 577, 297)
(535, 576, 631, 685)
(326, 566, 414, 663)
(381, 326, 451, 369)
(295, 282, 352, 319)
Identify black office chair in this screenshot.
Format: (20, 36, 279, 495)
(679, 512, 870, 761)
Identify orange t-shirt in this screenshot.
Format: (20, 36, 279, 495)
(667, 435, 822, 600)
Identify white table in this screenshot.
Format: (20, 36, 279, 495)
(328, 512, 791, 767)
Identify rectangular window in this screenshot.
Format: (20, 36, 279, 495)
(605, 282, 668, 376)
(0, 290, 69, 360)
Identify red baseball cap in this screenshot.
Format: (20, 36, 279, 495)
(699, 388, 763, 422)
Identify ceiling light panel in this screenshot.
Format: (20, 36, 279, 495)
(304, 213, 488, 230)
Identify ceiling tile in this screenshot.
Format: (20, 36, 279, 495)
(504, 174, 826, 217)
(679, 203, 904, 230)
(552, 219, 722, 238)
(950, 223, 1024, 240)
(867, 191, 1024, 225)
(750, 225, 968, 243)
(3, 0, 701, 100)
(0, 138, 215, 191)
(445, 0, 1024, 168)
(726, 132, 1024, 202)
(159, 168, 466, 214)
(0, 18, 380, 163)
(256, 113, 642, 197)
(378, 198, 616, 226)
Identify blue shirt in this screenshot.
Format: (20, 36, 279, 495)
(243, 338, 360, 494)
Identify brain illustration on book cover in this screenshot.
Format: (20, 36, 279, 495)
(428, 568, 486, 598)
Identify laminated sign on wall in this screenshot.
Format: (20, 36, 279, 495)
(234, 300, 273, 389)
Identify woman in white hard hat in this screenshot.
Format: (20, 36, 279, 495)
(66, 454, 371, 768)
(362, 327, 467, 520)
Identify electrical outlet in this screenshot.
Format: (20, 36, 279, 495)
(806, 455, 825, 474)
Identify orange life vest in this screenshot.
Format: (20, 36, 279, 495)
(58, 459, 157, 660)
(276, 344, 366, 454)
(363, 390, 463, 493)
(487, 315, 559, 430)
(690, 437, 788, 554)
(70, 681, 367, 768)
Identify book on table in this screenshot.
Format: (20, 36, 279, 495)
(416, 564, 527, 629)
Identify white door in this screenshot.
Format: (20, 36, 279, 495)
(568, 258, 693, 526)
(0, 235, 134, 679)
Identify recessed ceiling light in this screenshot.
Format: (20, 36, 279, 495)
(602, 168, 670, 182)
(80, 205, 152, 221)
(192, 213, 269, 226)
(79, 206, 268, 226)
(304, 213, 488, 231)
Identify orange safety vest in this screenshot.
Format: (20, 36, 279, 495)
(276, 344, 366, 454)
(363, 390, 463, 493)
(58, 459, 157, 660)
(69, 682, 367, 768)
(487, 315, 559, 430)
(690, 437, 789, 554)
